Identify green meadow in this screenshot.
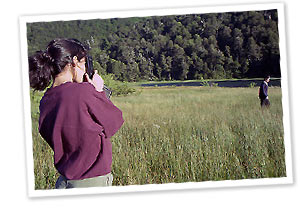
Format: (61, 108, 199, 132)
(30, 86, 286, 189)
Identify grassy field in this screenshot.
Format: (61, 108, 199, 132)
(30, 86, 286, 189)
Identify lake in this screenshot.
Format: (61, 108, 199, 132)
(140, 79, 281, 88)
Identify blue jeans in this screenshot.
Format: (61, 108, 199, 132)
(55, 173, 113, 189)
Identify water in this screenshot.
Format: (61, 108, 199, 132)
(140, 79, 281, 88)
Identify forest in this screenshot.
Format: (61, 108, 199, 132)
(27, 9, 281, 82)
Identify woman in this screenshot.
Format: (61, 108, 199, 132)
(29, 38, 124, 189)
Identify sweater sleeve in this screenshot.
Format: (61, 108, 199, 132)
(263, 83, 268, 97)
(84, 84, 124, 138)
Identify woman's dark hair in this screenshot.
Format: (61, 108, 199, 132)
(29, 38, 88, 91)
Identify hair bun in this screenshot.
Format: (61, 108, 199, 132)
(29, 51, 54, 91)
(42, 51, 55, 64)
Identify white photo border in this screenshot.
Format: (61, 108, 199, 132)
(19, 3, 293, 198)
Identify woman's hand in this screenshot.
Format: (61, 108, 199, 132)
(84, 70, 104, 92)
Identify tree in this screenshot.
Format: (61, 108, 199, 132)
(89, 48, 110, 71)
(232, 28, 244, 61)
(107, 59, 126, 81)
(159, 54, 172, 80)
(217, 25, 232, 50)
(246, 37, 262, 62)
(27, 9, 281, 80)
(188, 53, 204, 79)
(171, 44, 189, 80)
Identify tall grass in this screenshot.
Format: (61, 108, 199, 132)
(30, 86, 285, 189)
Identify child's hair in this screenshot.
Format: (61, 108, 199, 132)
(28, 38, 87, 91)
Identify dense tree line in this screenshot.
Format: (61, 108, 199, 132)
(27, 9, 280, 81)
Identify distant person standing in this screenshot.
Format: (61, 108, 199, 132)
(259, 76, 271, 108)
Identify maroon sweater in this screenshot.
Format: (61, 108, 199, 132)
(38, 82, 124, 180)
